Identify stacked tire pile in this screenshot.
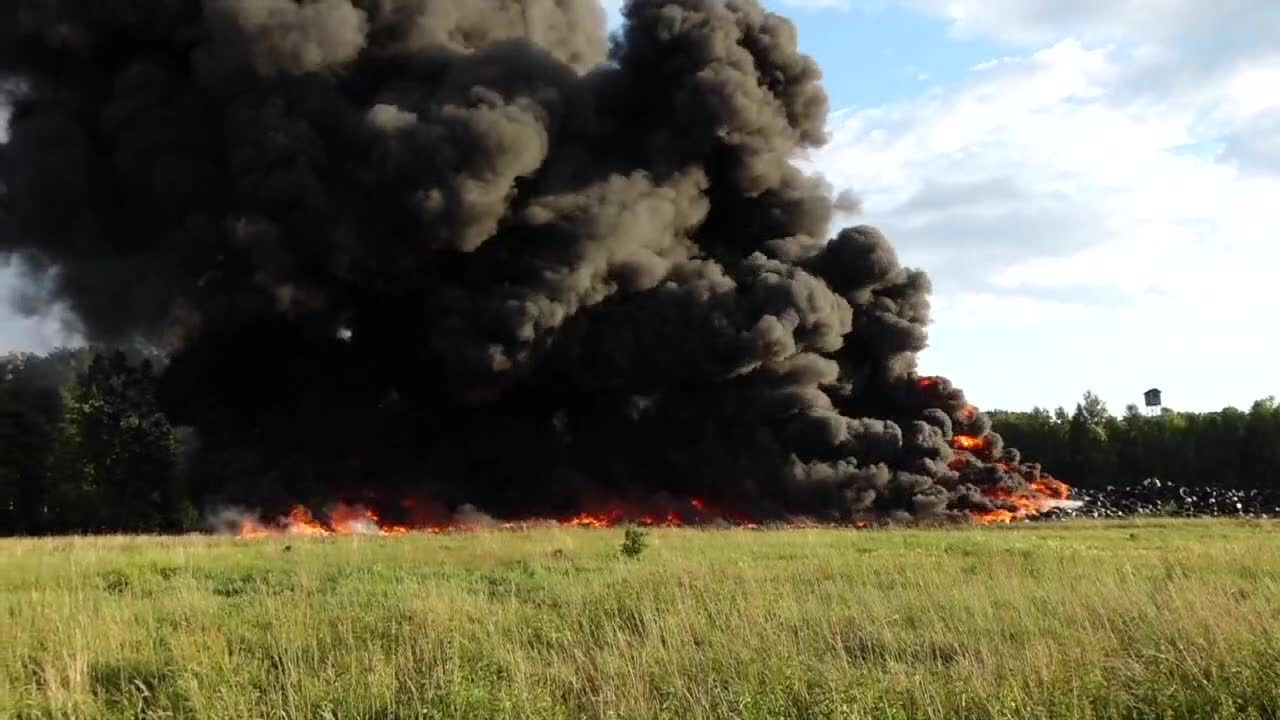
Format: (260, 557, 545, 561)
(1047, 478, 1280, 519)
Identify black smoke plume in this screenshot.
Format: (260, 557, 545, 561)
(0, 0, 1061, 524)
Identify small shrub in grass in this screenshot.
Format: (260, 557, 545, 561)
(621, 526, 649, 558)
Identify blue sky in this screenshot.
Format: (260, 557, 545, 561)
(760, 3, 1004, 110)
(4, 0, 1279, 414)
(607, 0, 1278, 413)
(777, 0, 1280, 414)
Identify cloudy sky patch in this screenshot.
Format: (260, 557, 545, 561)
(782, 0, 1279, 412)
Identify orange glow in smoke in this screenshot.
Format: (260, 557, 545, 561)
(910, 375, 1077, 525)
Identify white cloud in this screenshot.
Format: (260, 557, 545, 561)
(0, 264, 77, 353)
(776, 0, 855, 8)
(1222, 110, 1280, 175)
(807, 24, 1280, 412)
(600, 0, 624, 29)
(906, 0, 1278, 48)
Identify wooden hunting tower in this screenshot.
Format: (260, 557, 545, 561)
(1143, 388, 1162, 415)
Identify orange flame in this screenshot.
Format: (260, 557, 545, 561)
(284, 506, 331, 536)
(230, 474, 1075, 536)
(236, 503, 414, 537)
(952, 434, 985, 451)
(973, 509, 1018, 524)
(969, 473, 1076, 525)
(232, 497, 849, 537)
(564, 510, 626, 528)
(1031, 476, 1071, 500)
(237, 518, 272, 538)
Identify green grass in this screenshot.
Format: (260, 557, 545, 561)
(2, 520, 1279, 719)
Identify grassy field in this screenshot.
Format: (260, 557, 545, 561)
(2, 520, 1279, 719)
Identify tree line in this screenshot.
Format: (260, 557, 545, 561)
(990, 391, 1280, 491)
(2, 349, 1278, 533)
(1, 348, 194, 535)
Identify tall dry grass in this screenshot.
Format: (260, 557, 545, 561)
(2, 519, 1279, 719)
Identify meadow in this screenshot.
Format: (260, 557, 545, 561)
(2, 519, 1279, 720)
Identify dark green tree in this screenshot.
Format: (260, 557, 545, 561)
(0, 381, 61, 534)
(1243, 397, 1280, 492)
(55, 352, 193, 532)
(0, 349, 95, 534)
(995, 391, 1280, 494)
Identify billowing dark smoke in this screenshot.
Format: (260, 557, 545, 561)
(0, 0, 1061, 524)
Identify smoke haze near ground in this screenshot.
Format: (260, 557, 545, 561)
(0, 0, 1057, 523)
